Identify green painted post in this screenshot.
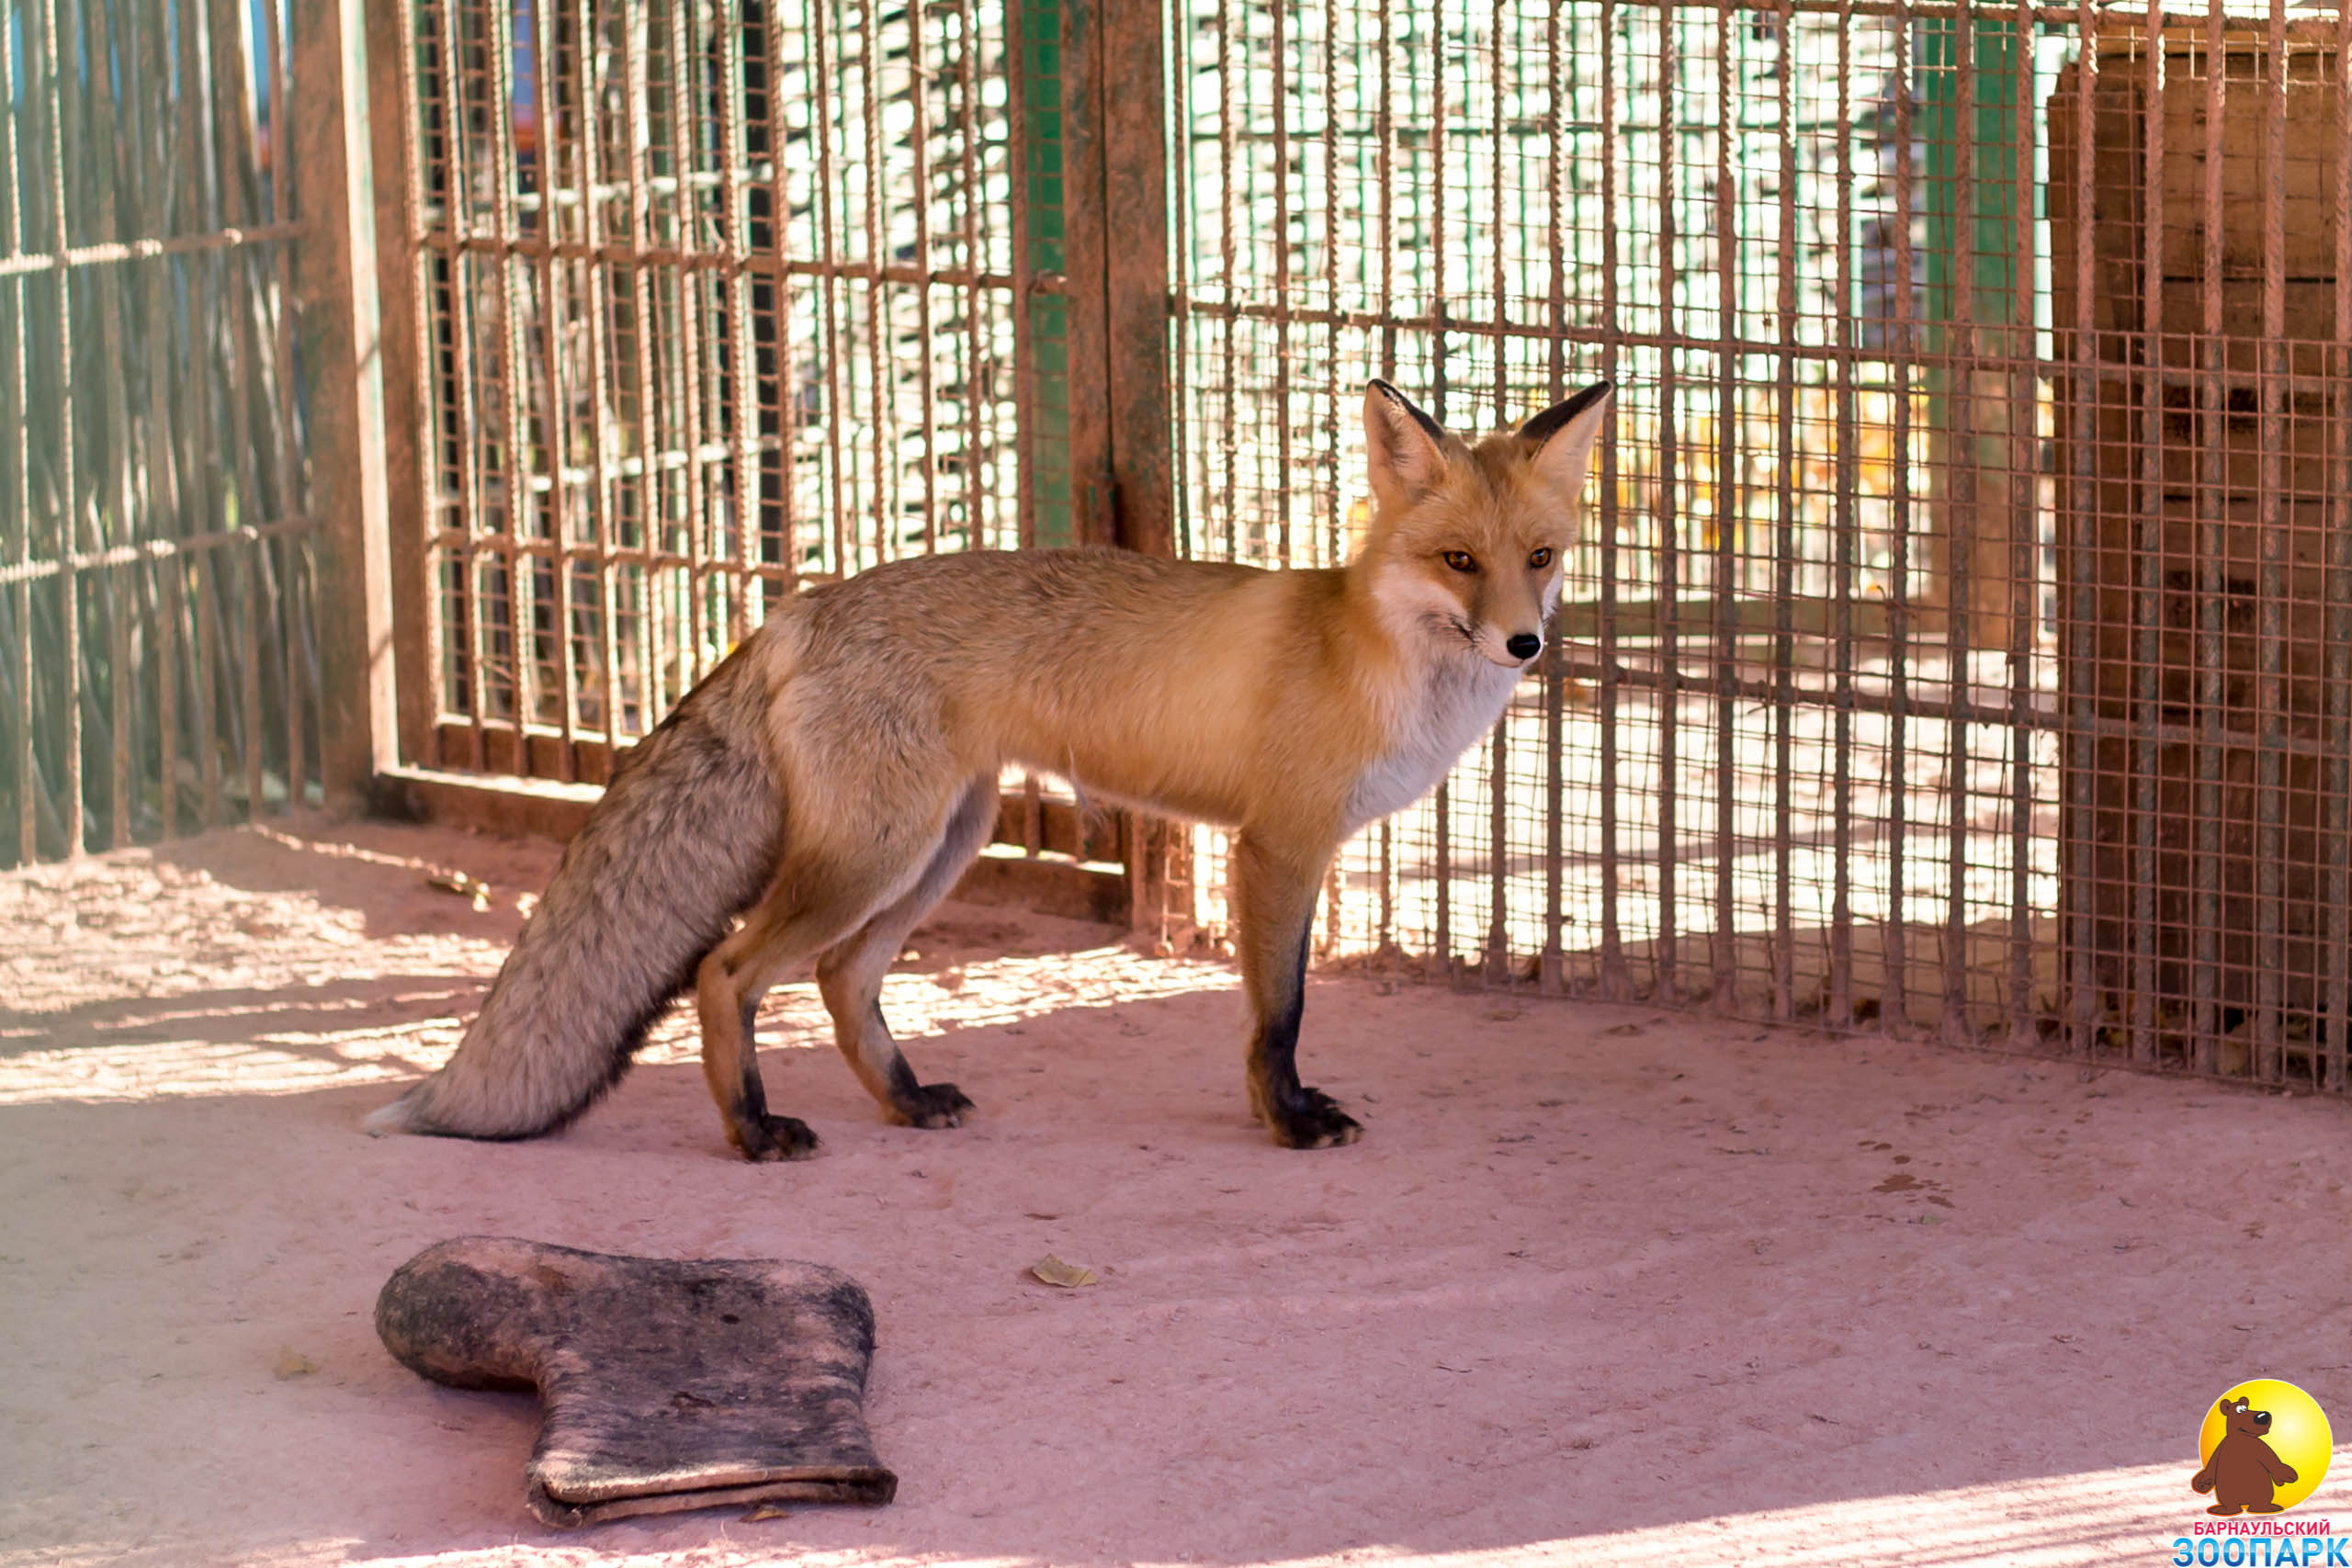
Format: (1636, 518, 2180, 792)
(1019, 0, 1075, 547)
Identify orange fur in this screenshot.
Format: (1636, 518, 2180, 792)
(368, 380, 1613, 1156)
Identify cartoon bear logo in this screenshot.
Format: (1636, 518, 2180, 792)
(2192, 1394, 2301, 1516)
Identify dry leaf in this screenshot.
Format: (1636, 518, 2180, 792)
(426, 871, 492, 912)
(742, 1503, 793, 1522)
(1030, 1254, 1100, 1288)
(274, 1348, 320, 1380)
(1602, 1022, 1645, 1038)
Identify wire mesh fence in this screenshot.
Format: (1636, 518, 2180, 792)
(1167, 0, 2352, 1093)
(396, 0, 1046, 781)
(0, 0, 317, 869)
(18, 0, 2335, 1094)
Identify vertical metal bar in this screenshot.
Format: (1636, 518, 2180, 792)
(1485, 0, 1508, 986)
(532, 0, 580, 777)
(674, 0, 718, 662)
(243, 535, 266, 818)
(2005, 0, 2035, 1046)
(1941, 0, 1979, 1046)
(1710, 0, 1735, 1012)
(1655, 0, 1680, 1001)
(1770, 0, 1796, 1021)
(1593, 0, 1630, 998)
(622, 0, 674, 715)
(967, 0, 998, 555)
(195, 550, 223, 826)
(111, 557, 130, 844)
(767, 0, 804, 578)
(1169, 0, 1194, 566)
(1539, 0, 1569, 986)
(2196, 0, 2226, 1074)
(38, 0, 81, 856)
(183, 0, 225, 829)
(1008, 0, 1036, 551)
(484, 0, 537, 762)
(1325, 0, 1346, 948)
(1430, 0, 1453, 982)
(1886, 0, 1915, 1029)
(141, 0, 183, 826)
(1323, 0, 1340, 570)
(719, 0, 761, 624)
(859, 0, 895, 567)
(815, 0, 857, 572)
(207, 0, 266, 821)
(576, 0, 625, 744)
(1374, 0, 1396, 953)
(1829, 0, 1857, 1027)
(1213, 0, 1237, 561)
(156, 560, 180, 838)
(435, 0, 489, 768)
(2064, 0, 2098, 1055)
(3, 0, 28, 862)
(666, 0, 714, 674)
(77, 0, 134, 848)
(1272, 0, 1294, 568)
(907, 0, 940, 557)
(2256, 0, 2287, 1080)
(266, 0, 303, 808)
(2131, 0, 2165, 1066)
(2328, 0, 2352, 1092)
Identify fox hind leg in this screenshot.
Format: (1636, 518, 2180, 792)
(695, 825, 951, 1160)
(816, 774, 998, 1128)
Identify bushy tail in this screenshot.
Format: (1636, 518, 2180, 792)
(366, 681, 783, 1141)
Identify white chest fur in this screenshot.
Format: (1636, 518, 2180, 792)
(1344, 658, 1522, 831)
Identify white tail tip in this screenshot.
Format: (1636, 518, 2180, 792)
(363, 1091, 423, 1137)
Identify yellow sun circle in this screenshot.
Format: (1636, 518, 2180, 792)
(2198, 1380, 2334, 1513)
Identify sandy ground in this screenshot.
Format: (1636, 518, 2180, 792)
(3, 818, 2350, 1568)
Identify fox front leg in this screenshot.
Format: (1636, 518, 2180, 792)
(1232, 833, 1361, 1149)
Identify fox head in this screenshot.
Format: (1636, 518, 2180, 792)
(1354, 378, 1612, 670)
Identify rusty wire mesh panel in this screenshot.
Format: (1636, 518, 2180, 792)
(2051, 9, 2352, 1089)
(1170, 0, 2087, 1053)
(2, 0, 315, 868)
(400, 0, 1030, 778)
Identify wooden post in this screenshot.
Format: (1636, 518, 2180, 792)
(1061, 0, 1182, 932)
(1102, 0, 1172, 558)
(295, 0, 399, 806)
(1060, 0, 1170, 554)
(363, 0, 433, 772)
(1060, 0, 1114, 547)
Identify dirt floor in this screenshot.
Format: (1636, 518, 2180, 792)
(4, 818, 2349, 1567)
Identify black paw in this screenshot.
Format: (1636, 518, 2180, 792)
(730, 1113, 821, 1162)
(897, 1082, 975, 1130)
(1266, 1086, 1363, 1150)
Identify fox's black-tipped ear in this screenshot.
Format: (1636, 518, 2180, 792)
(1520, 380, 1613, 502)
(1363, 379, 1452, 510)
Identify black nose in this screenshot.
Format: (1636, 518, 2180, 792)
(1506, 633, 1542, 660)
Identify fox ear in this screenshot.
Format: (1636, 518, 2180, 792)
(1520, 381, 1613, 504)
(1363, 380, 1451, 511)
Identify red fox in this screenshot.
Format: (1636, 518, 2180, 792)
(367, 378, 1612, 1159)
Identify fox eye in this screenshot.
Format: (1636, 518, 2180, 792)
(1528, 547, 1554, 570)
(1441, 550, 1477, 573)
